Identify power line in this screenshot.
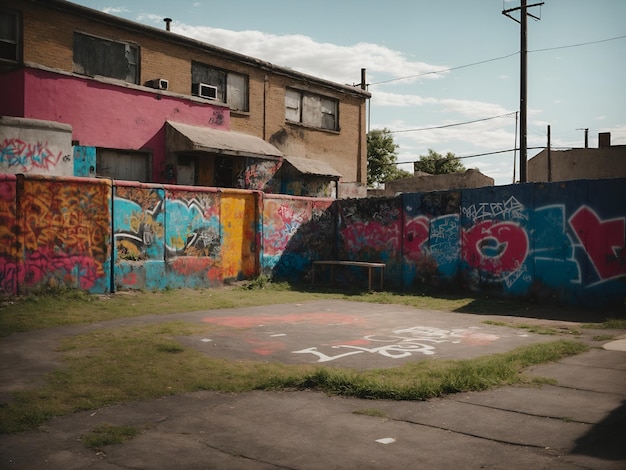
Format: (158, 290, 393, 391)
(389, 112, 517, 134)
(530, 34, 626, 53)
(369, 34, 626, 87)
(369, 52, 518, 86)
(395, 146, 569, 165)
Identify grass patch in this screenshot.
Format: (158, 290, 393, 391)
(81, 424, 140, 450)
(0, 317, 588, 434)
(0, 285, 480, 337)
(583, 318, 626, 330)
(482, 320, 561, 335)
(593, 335, 616, 342)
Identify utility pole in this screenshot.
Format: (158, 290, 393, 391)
(503, 1, 543, 183)
(547, 124, 551, 182)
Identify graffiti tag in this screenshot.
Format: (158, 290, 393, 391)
(293, 326, 499, 363)
(0, 138, 64, 172)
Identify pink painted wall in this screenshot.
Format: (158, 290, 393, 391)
(1, 68, 231, 182)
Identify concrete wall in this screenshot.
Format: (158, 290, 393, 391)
(380, 169, 494, 196)
(0, 116, 73, 176)
(1, 173, 625, 308)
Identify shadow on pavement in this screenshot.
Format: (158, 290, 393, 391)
(571, 399, 626, 461)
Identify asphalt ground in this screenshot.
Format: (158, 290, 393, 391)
(1, 300, 625, 469)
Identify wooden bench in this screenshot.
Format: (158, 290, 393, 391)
(311, 260, 386, 291)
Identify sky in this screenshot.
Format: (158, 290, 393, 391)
(69, 0, 626, 186)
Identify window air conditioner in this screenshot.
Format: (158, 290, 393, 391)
(146, 78, 169, 90)
(192, 83, 218, 100)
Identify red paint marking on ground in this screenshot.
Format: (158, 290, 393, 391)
(203, 312, 366, 328)
(460, 332, 500, 345)
(245, 338, 287, 356)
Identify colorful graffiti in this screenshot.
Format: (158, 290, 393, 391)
(165, 191, 220, 257)
(0, 177, 17, 294)
(1, 173, 625, 307)
(339, 197, 402, 258)
(263, 199, 310, 259)
(0, 138, 66, 172)
(262, 197, 334, 278)
(7, 177, 111, 293)
(114, 186, 165, 261)
(569, 206, 626, 282)
(246, 160, 281, 192)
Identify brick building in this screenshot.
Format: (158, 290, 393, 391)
(0, 0, 370, 197)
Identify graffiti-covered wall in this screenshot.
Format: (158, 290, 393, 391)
(334, 180, 626, 307)
(1, 173, 625, 308)
(261, 195, 335, 280)
(0, 174, 17, 295)
(113, 183, 258, 291)
(0, 117, 73, 177)
(0, 174, 113, 295)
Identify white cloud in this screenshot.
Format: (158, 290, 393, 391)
(102, 7, 129, 14)
(136, 15, 448, 85)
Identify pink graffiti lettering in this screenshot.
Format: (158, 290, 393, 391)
(462, 220, 528, 274)
(0, 250, 102, 291)
(569, 207, 626, 281)
(340, 221, 401, 253)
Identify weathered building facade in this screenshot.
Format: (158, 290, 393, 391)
(369, 169, 494, 197)
(528, 132, 626, 183)
(0, 0, 370, 197)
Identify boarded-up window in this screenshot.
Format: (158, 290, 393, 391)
(97, 150, 150, 181)
(73, 32, 138, 84)
(0, 9, 19, 63)
(191, 62, 249, 111)
(285, 88, 338, 131)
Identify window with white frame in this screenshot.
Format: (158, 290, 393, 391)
(285, 88, 338, 131)
(191, 62, 249, 112)
(0, 9, 19, 64)
(73, 32, 139, 84)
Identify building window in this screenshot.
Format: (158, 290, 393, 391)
(0, 9, 20, 63)
(191, 62, 248, 112)
(97, 149, 150, 181)
(285, 88, 338, 131)
(73, 32, 139, 84)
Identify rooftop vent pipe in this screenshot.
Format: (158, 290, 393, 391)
(164, 18, 172, 31)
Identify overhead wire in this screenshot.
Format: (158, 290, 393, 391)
(369, 34, 626, 87)
(389, 112, 517, 134)
(369, 33, 625, 166)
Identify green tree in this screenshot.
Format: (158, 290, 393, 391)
(414, 149, 465, 175)
(367, 128, 411, 186)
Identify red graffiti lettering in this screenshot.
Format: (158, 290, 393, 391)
(462, 220, 528, 274)
(0, 138, 64, 171)
(569, 207, 626, 281)
(404, 216, 430, 261)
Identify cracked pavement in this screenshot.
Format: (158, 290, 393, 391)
(1, 300, 625, 469)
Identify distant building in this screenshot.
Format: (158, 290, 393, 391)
(0, 0, 370, 198)
(369, 169, 494, 197)
(528, 132, 626, 183)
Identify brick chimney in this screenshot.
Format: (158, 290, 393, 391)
(598, 132, 611, 148)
